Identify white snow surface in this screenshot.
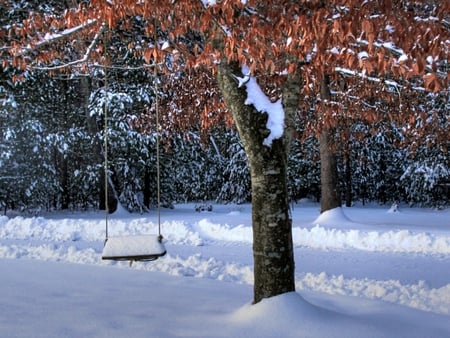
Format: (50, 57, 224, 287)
(1, 201, 450, 337)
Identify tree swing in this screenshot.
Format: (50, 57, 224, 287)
(101, 55, 166, 262)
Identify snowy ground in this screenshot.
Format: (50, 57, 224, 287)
(1, 201, 449, 337)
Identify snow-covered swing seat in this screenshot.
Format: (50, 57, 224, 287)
(100, 61, 166, 263)
(102, 234, 166, 262)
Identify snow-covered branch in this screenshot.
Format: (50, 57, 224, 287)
(443, 18, 450, 30)
(33, 22, 106, 71)
(334, 67, 426, 92)
(15, 19, 98, 57)
(335, 67, 399, 87)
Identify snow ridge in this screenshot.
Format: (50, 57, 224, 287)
(1, 204, 449, 316)
(2, 215, 448, 255)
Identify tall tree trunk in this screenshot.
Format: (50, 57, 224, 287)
(216, 61, 298, 304)
(99, 171, 118, 213)
(344, 149, 352, 207)
(60, 80, 70, 210)
(60, 154, 70, 209)
(143, 167, 151, 208)
(320, 75, 341, 213)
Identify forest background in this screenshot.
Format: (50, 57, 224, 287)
(1, 1, 449, 215)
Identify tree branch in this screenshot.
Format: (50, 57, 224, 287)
(15, 19, 98, 57)
(334, 67, 426, 92)
(32, 21, 105, 71)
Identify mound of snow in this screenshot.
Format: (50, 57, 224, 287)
(228, 291, 450, 338)
(111, 203, 130, 217)
(313, 207, 354, 227)
(387, 202, 400, 213)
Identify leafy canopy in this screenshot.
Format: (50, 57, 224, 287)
(2, 1, 449, 141)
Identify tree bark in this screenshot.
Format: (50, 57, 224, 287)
(60, 154, 70, 209)
(216, 61, 297, 304)
(344, 149, 352, 207)
(320, 75, 341, 213)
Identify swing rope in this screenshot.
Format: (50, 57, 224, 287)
(153, 18, 163, 242)
(102, 25, 163, 247)
(155, 64, 163, 242)
(104, 27, 110, 243)
(101, 19, 166, 262)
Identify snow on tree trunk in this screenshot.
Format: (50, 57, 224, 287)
(216, 61, 296, 304)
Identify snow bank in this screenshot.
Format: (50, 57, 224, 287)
(1, 204, 449, 317)
(1, 212, 449, 255)
(293, 226, 450, 254)
(298, 272, 450, 314)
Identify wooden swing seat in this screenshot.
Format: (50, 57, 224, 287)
(102, 235, 166, 262)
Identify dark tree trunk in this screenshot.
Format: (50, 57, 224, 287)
(378, 159, 387, 204)
(59, 80, 70, 210)
(143, 167, 151, 208)
(99, 170, 118, 213)
(60, 155, 70, 209)
(319, 75, 341, 213)
(344, 150, 352, 207)
(216, 61, 298, 304)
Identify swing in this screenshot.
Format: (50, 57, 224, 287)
(101, 46, 166, 262)
(102, 234, 166, 262)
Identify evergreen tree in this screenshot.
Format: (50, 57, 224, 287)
(401, 146, 450, 207)
(346, 122, 406, 205)
(217, 131, 251, 204)
(288, 137, 321, 202)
